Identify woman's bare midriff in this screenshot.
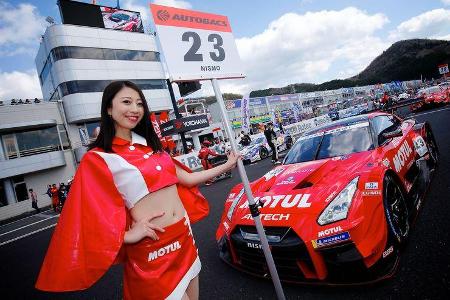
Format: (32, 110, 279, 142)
(130, 184, 185, 227)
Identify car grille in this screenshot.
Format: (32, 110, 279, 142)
(230, 226, 315, 281)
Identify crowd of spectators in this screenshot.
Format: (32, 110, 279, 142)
(0, 98, 41, 106)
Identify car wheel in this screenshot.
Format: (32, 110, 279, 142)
(259, 147, 269, 159)
(383, 175, 409, 245)
(425, 126, 439, 167)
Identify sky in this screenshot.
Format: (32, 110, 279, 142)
(0, 0, 449, 100)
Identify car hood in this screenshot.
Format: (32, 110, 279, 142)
(231, 151, 373, 220)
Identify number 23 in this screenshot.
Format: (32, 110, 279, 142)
(182, 31, 225, 62)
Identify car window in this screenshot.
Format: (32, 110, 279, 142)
(372, 116, 400, 145)
(283, 134, 322, 164)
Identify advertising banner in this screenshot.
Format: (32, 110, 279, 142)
(159, 114, 209, 136)
(59, 0, 144, 33)
(241, 94, 250, 133)
(150, 4, 245, 81)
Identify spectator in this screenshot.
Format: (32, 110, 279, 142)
(239, 131, 251, 146)
(25, 99, 31, 104)
(198, 140, 219, 185)
(10, 99, 16, 105)
(50, 184, 59, 212)
(45, 184, 52, 198)
(212, 138, 225, 155)
(34, 97, 40, 103)
(58, 183, 68, 209)
(0, 100, 3, 106)
(29, 189, 40, 213)
(17, 99, 24, 104)
(264, 123, 279, 163)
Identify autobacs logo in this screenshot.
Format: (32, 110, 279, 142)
(157, 10, 227, 27)
(157, 10, 170, 21)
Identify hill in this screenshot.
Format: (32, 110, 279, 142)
(250, 39, 450, 97)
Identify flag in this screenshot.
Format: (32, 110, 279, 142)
(241, 93, 250, 133)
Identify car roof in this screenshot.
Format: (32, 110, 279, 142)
(303, 113, 386, 136)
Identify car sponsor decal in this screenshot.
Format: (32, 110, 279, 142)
(365, 182, 379, 190)
(263, 167, 285, 180)
(223, 221, 230, 232)
(382, 158, 390, 168)
(239, 194, 311, 209)
(318, 226, 342, 238)
(246, 242, 262, 249)
(312, 232, 351, 249)
(325, 191, 337, 203)
(362, 190, 382, 196)
(241, 213, 290, 221)
(276, 176, 295, 185)
(392, 140, 413, 172)
(413, 136, 428, 157)
(382, 245, 394, 258)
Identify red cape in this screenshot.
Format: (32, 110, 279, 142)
(36, 151, 209, 292)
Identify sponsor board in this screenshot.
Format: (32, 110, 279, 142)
(312, 232, 351, 249)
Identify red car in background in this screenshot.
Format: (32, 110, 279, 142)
(216, 113, 438, 284)
(411, 85, 450, 111)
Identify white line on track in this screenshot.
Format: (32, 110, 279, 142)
(0, 224, 57, 246)
(411, 107, 450, 117)
(0, 208, 53, 226)
(0, 214, 59, 237)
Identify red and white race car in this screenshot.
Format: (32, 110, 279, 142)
(411, 86, 450, 111)
(216, 112, 438, 284)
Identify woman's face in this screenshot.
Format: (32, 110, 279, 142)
(108, 86, 144, 135)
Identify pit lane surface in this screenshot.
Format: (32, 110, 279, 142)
(1, 107, 449, 299)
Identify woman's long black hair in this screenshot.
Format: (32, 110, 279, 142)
(89, 81, 162, 153)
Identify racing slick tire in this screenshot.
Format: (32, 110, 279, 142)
(383, 174, 410, 245)
(425, 125, 439, 168)
(259, 147, 269, 159)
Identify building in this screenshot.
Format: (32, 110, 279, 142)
(0, 100, 73, 220)
(35, 24, 172, 163)
(0, 21, 172, 221)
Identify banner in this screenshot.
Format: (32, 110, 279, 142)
(160, 114, 209, 136)
(241, 94, 250, 133)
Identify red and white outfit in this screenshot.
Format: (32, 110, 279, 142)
(36, 132, 209, 299)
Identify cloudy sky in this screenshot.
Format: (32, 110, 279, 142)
(0, 0, 449, 100)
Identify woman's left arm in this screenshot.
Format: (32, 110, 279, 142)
(176, 151, 241, 187)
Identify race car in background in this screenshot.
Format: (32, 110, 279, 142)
(240, 133, 292, 164)
(217, 112, 438, 284)
(103, 10, 143, 32)
(411, 85, 450, 111)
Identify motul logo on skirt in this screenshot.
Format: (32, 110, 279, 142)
(148, 241, 181, 261)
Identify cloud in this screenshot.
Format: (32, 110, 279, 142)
(152, 0, 192, 9)
(0, 2, 46, 53)
(0, 70, 42, 100)
(441, 0, 450, 6)
(389, 9, 450, 40)
(213, 7, 390, 95)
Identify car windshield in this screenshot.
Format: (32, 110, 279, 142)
(283, 122, 373, 164)
(112, 13, 130, 21)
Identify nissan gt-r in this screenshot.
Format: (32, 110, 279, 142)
(216, 112, 438, 284)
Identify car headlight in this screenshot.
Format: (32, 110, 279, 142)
(317, 177, 359, 225)
(227, 188, 245, 221)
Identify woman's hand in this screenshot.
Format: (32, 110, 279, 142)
(124, 212, 165, 244)
(225, 151, 241, 170)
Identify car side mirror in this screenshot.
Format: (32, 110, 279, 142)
(382, 128, 403, 139)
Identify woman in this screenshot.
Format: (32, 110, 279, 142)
(29, 188, 40, 213)
(50, 184, 59, 212)
(36, 81, 240, 299)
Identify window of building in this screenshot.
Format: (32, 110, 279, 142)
(0, 181, 8, 207)
(13, 127, 61, 157)
(12, 176, 28, 202)
(2, 134, 18, 159)
(58, 125, 70, 149)
(85, 122, 100, 140)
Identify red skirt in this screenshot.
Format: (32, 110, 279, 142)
(123, 216, 201, 300)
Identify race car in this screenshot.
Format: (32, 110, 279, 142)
(103, 10, 143, 32)
(411, 86, 449, 111)
(216, 112, 438, 284)
(240, 133, 291, 164)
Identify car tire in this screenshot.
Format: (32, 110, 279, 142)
(425, 125, 439, 167)
(259, 147, 269, 159)
(383, 174, 409, 245)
